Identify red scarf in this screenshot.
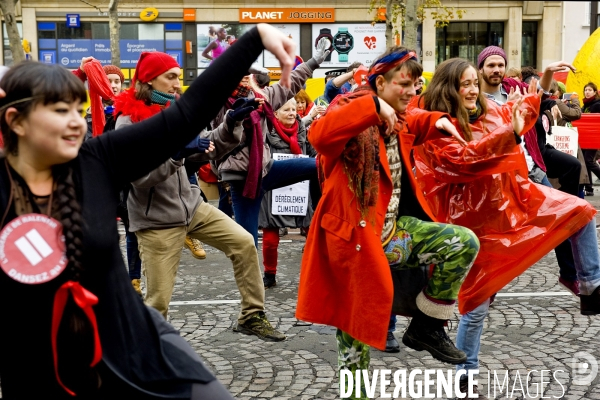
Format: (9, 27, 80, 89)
(83, 60, 114, 137)
(583, 96, 598, 106)
(271, 117, 302, 155)
(297, 102, 313, 118)
(224, 93, 266, 200)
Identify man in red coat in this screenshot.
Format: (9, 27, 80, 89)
(296, 47, 481, 398)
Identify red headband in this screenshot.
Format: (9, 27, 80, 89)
(368, 51, 417, 81)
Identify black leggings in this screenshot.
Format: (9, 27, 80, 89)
(541, 145, 581, 196)
(583, 149, 600, 191)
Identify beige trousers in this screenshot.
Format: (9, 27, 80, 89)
(136, 201, 265, 322)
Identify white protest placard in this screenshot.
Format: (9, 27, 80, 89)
(271, 153, 310, 216)
(547, 123, 578, 158)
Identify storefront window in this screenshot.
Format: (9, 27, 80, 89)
(521, 22, 537, 69)
(436, 22, 504, 66)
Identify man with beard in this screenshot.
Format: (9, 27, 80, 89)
(477, 47, 583, 296)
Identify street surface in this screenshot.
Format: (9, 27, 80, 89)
(122, 194, 600, 400)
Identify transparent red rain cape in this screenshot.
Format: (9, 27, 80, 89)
(410, 95, 596, 313)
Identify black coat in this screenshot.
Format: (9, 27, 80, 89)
(0, 27, 265, 399)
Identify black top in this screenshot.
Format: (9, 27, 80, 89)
(583, 97, 600, 114)
(0, 27, 264, 399)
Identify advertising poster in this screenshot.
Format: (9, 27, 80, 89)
(263, 24, 300, 68)
(197, 24, 260, 69)
(312, 23, 386, 67)
(196, 23, 298, 69)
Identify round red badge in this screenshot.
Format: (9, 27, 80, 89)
(0, 214, 67, 284)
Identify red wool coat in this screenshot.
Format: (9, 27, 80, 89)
(296, 94, 446, 350)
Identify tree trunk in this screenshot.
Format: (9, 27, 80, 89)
(108, 0, 120, 67)
(0, 0, 24, 65)
(385, 0, 395, 48)
(403, 0, 419, 50)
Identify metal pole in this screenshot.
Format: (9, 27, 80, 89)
(591, 1, 598, 35)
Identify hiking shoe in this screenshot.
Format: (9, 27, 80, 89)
(385, 331, 400, 353)
(559, 277, 580, 297)
(131, 279, 143, 297)
(402, 318, 466, 364)
(185, 236, 206, 259)
(581, 285, 600, 315)
(263, 272, 277, 289)
(233, 311, 286, 341)
(456, 377, 487, 399)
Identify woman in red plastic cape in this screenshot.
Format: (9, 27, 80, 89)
(410, 58, 600, 383)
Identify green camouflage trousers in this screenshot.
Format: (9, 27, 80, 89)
(337, 216, 479, 399)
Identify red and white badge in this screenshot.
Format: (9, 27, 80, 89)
(0, 214, 67, 284)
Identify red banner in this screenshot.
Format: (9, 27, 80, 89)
(571, 114, 600, 149)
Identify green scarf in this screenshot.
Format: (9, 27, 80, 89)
(150, 90, 176, 106)
(467, 102, 483, 123)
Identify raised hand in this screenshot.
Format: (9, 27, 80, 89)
(256, 24, 296, 88)
(313, 37, 332, 65)
(544, 61, 576, 73)
(512, 97, 528, 136)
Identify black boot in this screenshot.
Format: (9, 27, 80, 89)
(581, 285, 600, 315)
(456, 376, 487, 399)
(402, 310, 466, 364)
(263, 273, 277, 289)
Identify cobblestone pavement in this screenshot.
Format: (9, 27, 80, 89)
(124, 196, 600, 400)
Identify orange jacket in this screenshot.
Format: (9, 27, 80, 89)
(296, 93, 447, 350)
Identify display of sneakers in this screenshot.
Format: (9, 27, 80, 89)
(385, 331, 400, 353)
(402, 318, 467, 364)
(131, 279, 143, 297)
(456, 377, 487, 399)
(263, 272, 277, 289)
(233, 311, 286, 341)
(558, 277, 580, 297)
(184, 236, 206, 259)
(580, 285, 600, 315)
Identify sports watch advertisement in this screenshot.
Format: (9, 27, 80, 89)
(312, 23, 386, 67)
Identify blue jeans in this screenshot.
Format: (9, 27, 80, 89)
(388, 314, 397, 333)
(229, 158, 318, 246)
(457, 219, 600, 373)
(126, 230, 141, 280)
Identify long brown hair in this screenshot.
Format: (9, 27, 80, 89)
(421, 58, 488, 142)
(0, 62, 99, 391)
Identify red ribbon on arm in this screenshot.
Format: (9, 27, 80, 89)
(51, 281, 102, 396)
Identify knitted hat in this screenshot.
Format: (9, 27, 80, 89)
(103, 65, 124, 83)
(477, 46, 507, 69)
(132, 52, 179, 84)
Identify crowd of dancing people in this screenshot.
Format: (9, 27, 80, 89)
(0, 22, 599, 399)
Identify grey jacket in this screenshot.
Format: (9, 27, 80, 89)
(116, 114, 243, 232)
(211, 59, 317, 181)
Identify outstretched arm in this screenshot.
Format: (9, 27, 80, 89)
(84, 25, 295, 187)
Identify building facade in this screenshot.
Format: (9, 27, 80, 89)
(3, 1, 597, 83)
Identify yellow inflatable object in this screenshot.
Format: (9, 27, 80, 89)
(567, 28, 600, 104)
